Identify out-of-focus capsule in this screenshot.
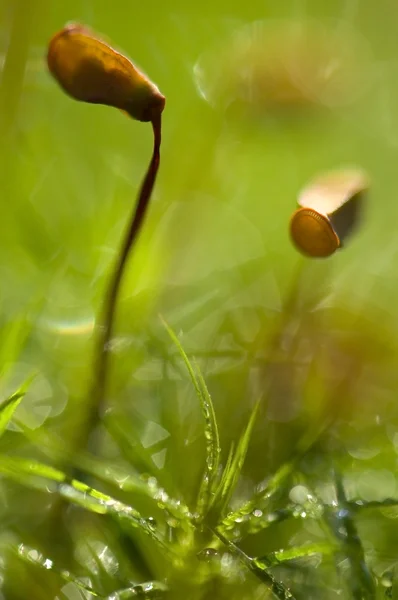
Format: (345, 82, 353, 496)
(194, 19, 373, 116)
(47, 23, 165, 122)
(290, 168, 369, 258)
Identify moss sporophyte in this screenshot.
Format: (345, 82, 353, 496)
(47, 23, 165, 429)
(47, 24, 165, 121)
(290, 168, 368, 258)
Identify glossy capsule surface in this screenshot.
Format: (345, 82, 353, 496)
(47, 24, 165, 122)
(290, 207, 340, 258)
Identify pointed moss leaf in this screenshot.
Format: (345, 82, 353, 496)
(76, 453, 193, 525)
(194, 360, 221, 518)
(1, 456, 65, 481)
(160, 317, 203, 400)
(210, 399, 260, 520)
(212, 528, 296, 600)
(4, 413, 192, 530)
(160, 317, 221, 518)
(0, 373, 35, 438)
(220, 460, 294, 535)
(108, 581, 168, 599)
(220, 416, 331, 537)
(0, 456, 166, 551)
(257, 542, 335, 567)
(212, 444, 234, 509)
(105, 413, 163, 479)
(17, 544, 103, 596)
(0, 392, 24, 439)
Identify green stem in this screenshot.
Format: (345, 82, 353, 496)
(213, 528, 297, 600)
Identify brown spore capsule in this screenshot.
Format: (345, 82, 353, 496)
(290, 168, 369, 258)
(47, 23, 165, 122)
(290, 208, 340, 258)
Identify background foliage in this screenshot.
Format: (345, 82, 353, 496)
(1, 0, 398, 598)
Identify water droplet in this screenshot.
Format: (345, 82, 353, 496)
(267, 512, 278, 522)
(289, 485, 310, 504)
(338, 526, 347, 538)
(381, 572, 393, 588)
(197, 548, 219, 562)
(166, 517, 178, 528)
(146, 517, 157, 531)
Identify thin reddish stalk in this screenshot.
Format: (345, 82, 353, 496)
(89, 115, 162, 429)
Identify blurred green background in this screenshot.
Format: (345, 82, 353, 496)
(2, 0, 398, 598)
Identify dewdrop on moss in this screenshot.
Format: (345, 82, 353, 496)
(47, 23, 165, 122)
(290, 168, 369, 258)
